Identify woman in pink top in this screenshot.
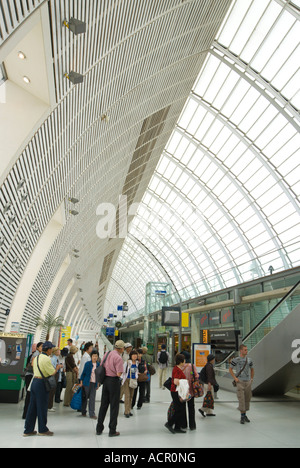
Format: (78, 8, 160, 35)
(182, 362, 199, 430)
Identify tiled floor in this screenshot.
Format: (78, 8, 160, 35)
(0, 373, 299, 449)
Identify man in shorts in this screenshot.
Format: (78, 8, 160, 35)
(229, 344, 254, 424)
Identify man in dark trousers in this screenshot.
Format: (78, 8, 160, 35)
(96, 340, 125, 437)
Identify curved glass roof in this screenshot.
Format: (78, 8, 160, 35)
(106, 0, 300, 315)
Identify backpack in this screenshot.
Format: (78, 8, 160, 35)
(158, 350, 168, 364)
(95, 351, 111, 385)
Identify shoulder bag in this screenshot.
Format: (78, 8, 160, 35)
(36, 355, 56, 392)
(191, 366, 204, 398)
(129, 366, 138, 389)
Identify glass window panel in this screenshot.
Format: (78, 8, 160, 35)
(262, 192, 290, 217)
(230, 87, 260, 124)
(247, 105, 278, 142)
(252, 178, 277, 202)
(213, 69, 240, 110)
(186, 105, 208, 135)
(206, 168, 225, 190)
(186, 147, 204, 172)
(251, 10, 295, 73)
(165, 131, 182, 154)
(270, 133, 300, 166)
(237, 154, 260, 184)
(274, 212, 299, 233)
(173, 136, 189, 160)
(263, 125, 296, 158)
(255, 114, 289, 149)
(178, 99, 199, 128)
(221, 79, 251, 118)
(241, 1, 281, 63)
(229, 0, 270, 56)
(217, 0, 253, 47)
(284, 162, 300, 186)
(202, 120, 224, 148)
(204, 62, 231, 104)
(224, 141, 247, 169)
(272, 42, 300, 91)
(193, 55, 220, 97)
(193, 112, 215, 142)
(262, 22, 300, 84)
(281, 69, 300, 103)
(217, 134, 240, 162)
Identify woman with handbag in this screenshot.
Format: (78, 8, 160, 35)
(131, 348, 148, 410)
(164, 354, 188, 434)
(199, 354, 217, 417)
(122, 349, 139, 418)
(23, 341, 61, 437)
(182, 362, 201, 430)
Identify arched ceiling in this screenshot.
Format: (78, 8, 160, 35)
(0, 0, 300, 336)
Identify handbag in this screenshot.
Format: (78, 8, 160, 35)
(70, 387, 82, 411)
(167, 402, 175, 423)
(191, 366, 204, 398)
(95, 351, 111, 385)
(232, 358, 248, 387)
(36, 356, 56, 392)
(203, 390, 214, 410)
(137, 372, 148, 383)
(129, 367, 138, 389)
(163, 377, 172, 391)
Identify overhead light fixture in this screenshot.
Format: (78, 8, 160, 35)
(69, 197, 79, 204)
(18, 51, 26, 60)
(69, 197, 79, 216)
(17, 179, 26, 190)
(3, 202, 12, 214)
(70, 209, 79, 216)
(65, 71, 84, 84)
(8, 215, 16, 225)
(23, 76, 30, 84)
(101, 114, 110, 123)
(63, 18, 87, 35)
(20, 193, 28, 203)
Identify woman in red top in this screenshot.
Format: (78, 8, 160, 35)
(165, 354, 187, 434)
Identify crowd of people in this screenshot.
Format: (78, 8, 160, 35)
(22, 338, 254, 437)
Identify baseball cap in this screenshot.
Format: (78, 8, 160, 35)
(42, 341, 54, 351)
(115, 340, 125, 349)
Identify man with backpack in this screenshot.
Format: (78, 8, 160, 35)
(157, 344, 169, 389)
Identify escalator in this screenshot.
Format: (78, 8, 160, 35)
(215, 280, 300, 395)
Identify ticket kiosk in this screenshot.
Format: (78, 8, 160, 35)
(0, 333, 33, 403)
